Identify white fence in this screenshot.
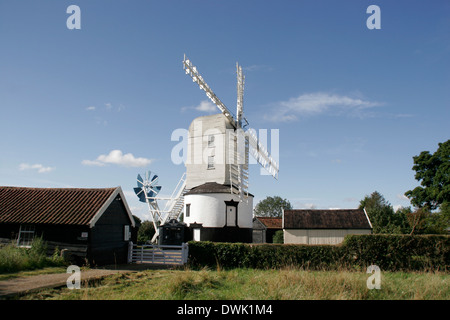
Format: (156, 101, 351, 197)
(128, 242, 188, 265)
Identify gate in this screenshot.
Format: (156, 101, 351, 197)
(128, 242, 188, 265)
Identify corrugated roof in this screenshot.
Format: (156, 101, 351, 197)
(0, 186, 118, 226)
(255, 217, 282, 229)
(283, 209, 372, 229)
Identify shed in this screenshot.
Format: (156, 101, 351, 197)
(0, 186, 136, 265)
(283, 209, 372, 245)
(252, 217, 282, 243)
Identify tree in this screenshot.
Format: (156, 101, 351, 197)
(359, 191, 401, 234)
(254, 196, 292, 218)
(406, 207, 429, 235)
(137, 220, 155, 243)
(405, 140, 450, 211)
(272, 230, 284, 244)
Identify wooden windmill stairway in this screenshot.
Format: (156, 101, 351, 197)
(162, 173, 190, 225)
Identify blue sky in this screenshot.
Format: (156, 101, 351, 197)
(1, 0, 449, 221)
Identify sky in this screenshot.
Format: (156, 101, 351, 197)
(0, 0, 449, 221)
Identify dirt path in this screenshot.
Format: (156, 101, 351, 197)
(0, 264, 162, 299)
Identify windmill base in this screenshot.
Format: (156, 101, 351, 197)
(189, 226, 252, 243)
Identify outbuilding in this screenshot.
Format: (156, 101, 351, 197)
(0, 186, 136, 265)
(252, 217, 282, 243)
(283, 209, 372, 245)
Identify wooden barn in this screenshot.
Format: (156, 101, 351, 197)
(283, 209, 372, 245)
(252, 217, 282, 243)
(0, 186, 136, 265)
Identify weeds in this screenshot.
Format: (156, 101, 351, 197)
(0, 237, 68, 274)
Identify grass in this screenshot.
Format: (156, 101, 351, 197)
(0, 237, 68, 274)
(18, 267, 450, 300)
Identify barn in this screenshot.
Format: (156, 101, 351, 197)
(283, 209, 372, 245)
(0, 186, 136, 265)
(252, 217, 282, 243)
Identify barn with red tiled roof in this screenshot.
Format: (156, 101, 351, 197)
(252, 217, 282, 243)
(0, 186, 136, 265)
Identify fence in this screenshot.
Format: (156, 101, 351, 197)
(128, 242, 188, 266)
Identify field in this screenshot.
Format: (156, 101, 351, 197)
(20, 268, 449, 300)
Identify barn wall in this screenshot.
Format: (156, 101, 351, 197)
(89, 195, 133, 265)
(0, 223, 89, 263)
(252, 219, 266, 243)
(284, 229, 372, 245)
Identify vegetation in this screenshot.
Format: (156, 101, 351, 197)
(405, 139, 449, 210)
(254, 196, 292, 218)
(0, 237, 68, 274)
(19, 268, 449, 300)
(137, 220, 156, 243)
(187, 235, 449, 272)
(272, 230, 284, 244)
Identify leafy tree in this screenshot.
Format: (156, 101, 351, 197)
(254, 196, 292, 218)
(359, 191, 402, 234)
(406, 207, 429, 235)
(393, 206, 413, 234)
(137, 220, 155, 243)
(272, 230, 284, 244)
(405, 140, 450, 210)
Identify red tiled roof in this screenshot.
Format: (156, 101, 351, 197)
(0, 186, 118, 226)
(283, 209, 372, 229)
(256, 217, 282, 229)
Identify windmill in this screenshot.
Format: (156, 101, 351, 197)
(133, 170, 187, 243)
(182, 54, 279, 195)
(181, 54, 279, 243)
(133, 55, 279, 244)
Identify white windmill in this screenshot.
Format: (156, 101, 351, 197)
(181, 54, 279, 243)
(134, 55, 279, 244)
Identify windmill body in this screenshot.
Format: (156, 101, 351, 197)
(184, 113, 254, 242)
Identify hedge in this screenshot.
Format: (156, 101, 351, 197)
(187, 234, 450, 272)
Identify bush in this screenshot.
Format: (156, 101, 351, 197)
(0, 237, 68, 274)
(187, 234, 450, 272)
(343, 234, 450, 271)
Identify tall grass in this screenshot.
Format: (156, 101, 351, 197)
(0, 237, 67, 274)
(20, 268, 450, 300)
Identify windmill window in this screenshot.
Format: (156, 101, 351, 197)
(207, 156, 215, 169)
(17, 225, 35, 248)
(208, 135, 215, 147)
(185, 203, 191, 217)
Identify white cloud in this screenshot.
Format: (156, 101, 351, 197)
(86, 106, 96, 111)
(243, 64, 273, 72)
(19, 163, 55, 173)
(82, 150, 153, 168)
(182, 100, 217, 113)
(265, 92, 382, 122)
(195, 100, 217, 112)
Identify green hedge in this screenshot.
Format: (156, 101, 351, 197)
(187, 234, 450, 272)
